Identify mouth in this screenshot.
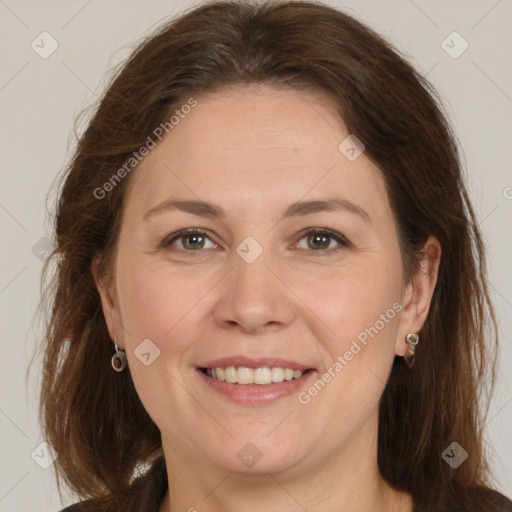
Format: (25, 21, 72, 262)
(196, 356, 317, 405)
(199, 366, 314, 385)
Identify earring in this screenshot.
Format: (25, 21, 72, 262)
(111, 337, 127, 372)
(404, 333, 419, 369)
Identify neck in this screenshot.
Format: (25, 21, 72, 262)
(159, 417, 413, 512)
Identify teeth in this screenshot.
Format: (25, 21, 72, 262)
(271, 367, 285, 383)
(253, 367, 272, 385)
(237, 367, 253, 385)
(205, 366, 305, 384)
(225, 366, 237, 383)
(284, 368, 294, 381)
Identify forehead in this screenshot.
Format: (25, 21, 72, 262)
(123, 84, 390, 223)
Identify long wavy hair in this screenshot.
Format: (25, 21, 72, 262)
(36, 0, 499, 508)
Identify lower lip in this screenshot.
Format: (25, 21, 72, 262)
(197, 369, 316, 406)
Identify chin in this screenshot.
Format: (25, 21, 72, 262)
(202, 433, 310, 476)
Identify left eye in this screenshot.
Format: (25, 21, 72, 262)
(295, 228, 350, 253)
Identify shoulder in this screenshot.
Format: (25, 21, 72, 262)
(471, 488, 512, 511)
(59, 505, 88, 512)
(482, 489, 512, 511)
(58, 455, 167, 512)
(415, 487, 512, 512)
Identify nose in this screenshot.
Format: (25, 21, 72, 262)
(213, 246, 296, 334)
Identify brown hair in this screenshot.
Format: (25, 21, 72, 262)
(37, 0, 500, 508)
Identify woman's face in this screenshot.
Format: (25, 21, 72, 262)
(98, 84, 432, 478)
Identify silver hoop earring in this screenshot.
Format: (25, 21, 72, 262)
(404, 333, 419, 369)
(111, 337, 127, 372)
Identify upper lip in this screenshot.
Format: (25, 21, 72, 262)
(199, 356, 315, 372)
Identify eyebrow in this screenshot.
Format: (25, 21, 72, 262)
(142, 198, 371, 224)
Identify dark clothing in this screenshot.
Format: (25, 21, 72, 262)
(61, 456, 167, 512)
(60, 455, 512, 512)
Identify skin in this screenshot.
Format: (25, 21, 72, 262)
(93, 83, 440, 512)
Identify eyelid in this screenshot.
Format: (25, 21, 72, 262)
(161, 227, 351, 253)
(293, 227, 351, 254)
(296, 227, 351, 246)
(161, 228, 218, 249)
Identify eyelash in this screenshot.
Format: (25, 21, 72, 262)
(161, 227, 351, 256)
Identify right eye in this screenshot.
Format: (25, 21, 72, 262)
(162, 229, 218, 252)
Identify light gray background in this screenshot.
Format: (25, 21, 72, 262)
(1, 0, 511, 510)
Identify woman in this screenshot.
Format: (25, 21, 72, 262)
(38, 1, 512, 511)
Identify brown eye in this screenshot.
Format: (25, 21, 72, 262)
(162, 229, 216, 251)
(306, 233, 331, 250)
(180, 233, 206, 250)
(296, 229, 350, 253)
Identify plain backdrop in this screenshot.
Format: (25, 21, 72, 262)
(1, 0, 511, 510)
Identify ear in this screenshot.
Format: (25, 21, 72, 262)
(91, 256, 124, 349)
(395, 236, 441, 356)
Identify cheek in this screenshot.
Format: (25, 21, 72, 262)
(295, 267, 401, 424)
(294, 258, 402, 346)
(117, 259, 202, 349)
(115, 261, 209, 433)
(114, 266, 213, 439)
(295, 257, 402, 415)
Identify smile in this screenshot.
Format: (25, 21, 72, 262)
(201, 366, 309, 385)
